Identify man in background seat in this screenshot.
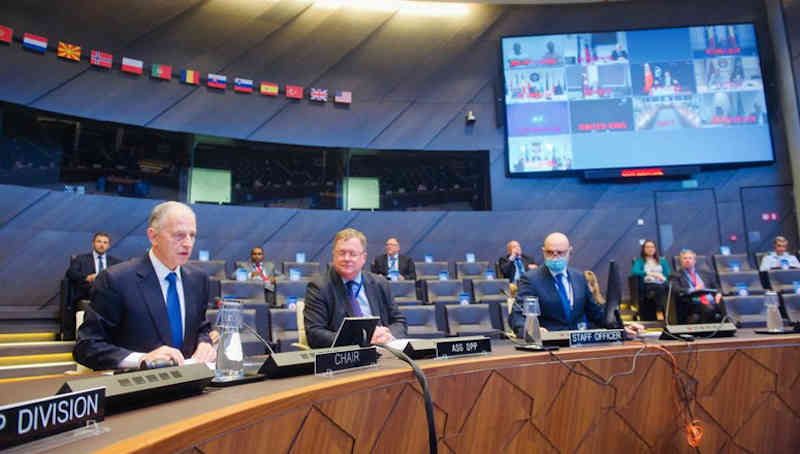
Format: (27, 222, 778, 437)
(371, 237, 416, 281)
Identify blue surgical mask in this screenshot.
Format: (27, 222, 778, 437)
(545, 258, 567, 273)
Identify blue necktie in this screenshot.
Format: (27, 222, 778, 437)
(165, 272, 183, 349)
(553, 273, 571, 323)
(515, 258, 524, 281)
(389, 257, 397, 272)
(97, 255, 104, 272)
(346, 281, 363, 317)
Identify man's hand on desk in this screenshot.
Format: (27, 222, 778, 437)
(191, 342, 216, 363)
(142, 345, 185, 366)
(624, 322, 646, 339)
(371, 326, 394, 345)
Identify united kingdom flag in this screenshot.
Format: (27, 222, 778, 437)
(309, 88, 328, 102)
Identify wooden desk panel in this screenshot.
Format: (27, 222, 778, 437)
(7, 334, 799, 454)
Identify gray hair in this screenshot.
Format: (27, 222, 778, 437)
(148, 201, 194, 232)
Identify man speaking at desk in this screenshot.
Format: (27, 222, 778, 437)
(509, 232, 642, 337)
(304, 228, 407, 348)
(74, 202, 215, 370)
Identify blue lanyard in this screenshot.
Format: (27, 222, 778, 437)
(349, 280, 363, 300)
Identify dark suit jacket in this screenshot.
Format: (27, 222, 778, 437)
(371, 254, 416, 281)
(498, 254, 536, 281)
(66, 252, 122, 301)
(304, 267, 407, 348)
(509, 266, 605, 334)
(73, 254, 212, 370)
(669, 268, 721, 323)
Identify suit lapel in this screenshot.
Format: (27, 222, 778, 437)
(136, 256, 172, 346)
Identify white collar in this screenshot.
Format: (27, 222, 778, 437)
(149, 249, 181, 283)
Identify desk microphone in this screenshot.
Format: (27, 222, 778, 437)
(241, 322, 277, 356)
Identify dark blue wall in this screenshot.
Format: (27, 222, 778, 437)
(0, 0, 799, 314)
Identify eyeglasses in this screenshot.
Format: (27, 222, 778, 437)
(543, 249, 570, 258)
(334, 250, 365, 259)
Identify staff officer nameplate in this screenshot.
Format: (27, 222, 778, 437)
(315, 346, 377, 376)
(569, 329, 624, 347)
(435, 336, 491, 359)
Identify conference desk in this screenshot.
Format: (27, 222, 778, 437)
(3, 331, 800, 454)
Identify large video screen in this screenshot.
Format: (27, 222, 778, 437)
(502, 24, 775, 175)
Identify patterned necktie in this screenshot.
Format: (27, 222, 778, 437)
(690, 269, 711, 305)
(346, 281, 363, 317)
(165, 272, 183, 349)
(553, 273, 571, 322)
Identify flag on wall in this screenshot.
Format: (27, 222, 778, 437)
(57, 42, 81, 61)
(309, 88, 327, 102)
(90, 50, 113, 68)
(181, 69, 199, 85)
(286, 85, 303, 99)
(151, 64, 172, 80)
(260, 82, 279, 96)
(208, 73, 227, 89)
(234, 78, 253, 93)
(0, 25, 13, 45)
(121, 57, 143, 74)
(22, 33, 47, 53)
(334, 90, 352, 104)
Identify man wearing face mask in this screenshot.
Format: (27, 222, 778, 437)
(509, 232, 643, 336)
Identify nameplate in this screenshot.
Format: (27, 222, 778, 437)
(568, 329, 624, 347)
(0, 387, 105, 450)
(435, 337, 491, 358)
(315, 346, 377, 375)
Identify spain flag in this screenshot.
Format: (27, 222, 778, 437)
(57, 42, 81, 61)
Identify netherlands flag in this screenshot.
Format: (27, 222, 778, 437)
(234, 78, 254, 93)
(208, 73, 226, 89)
(23, 33, 47, 53)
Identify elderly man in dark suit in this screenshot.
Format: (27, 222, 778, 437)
(304, 228, 407, 348)
(371, 237, 416, 281)
(74, 202, 215, 370)
(509, 232, 643, 336)
(498, 240, 537, 283)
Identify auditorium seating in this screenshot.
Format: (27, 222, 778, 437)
(415, 261, 450, 280)
(455, 261, 490, 279)
(440, 303, 498, 337)
(270, 308, 300, 352)
(208, 277, 221, 308)
(766, 269, 800, 293)
(388, 280, 422, 306)
(722, 295, 767, 328)
(220, 279, 265, 303)
(187, 260, 227, 279)
(717, 270, 765, 296)
(282, 261, 320, 278)
(712, 253, 752, 272)
(780, 293, 800, 323)
(755, 252, 769, 270)
(399, 305, 444, 338)
(274, 280, 307, 308)
(471, 279, 510, 304)
(424, 279, 469, 305)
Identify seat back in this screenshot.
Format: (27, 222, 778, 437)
(270, 308, 299, 352)
(220, 279, 265, 303)
(282, 261, 321, 278)
(274, 280, 308, 307)
(388, 280, 420, 305)
(415, 261, 450, 280)
(472, 279, 510, 304)
(425, 279, 466, 304)
(780, 293, 800, 323)
(722, 295, 766, 328)
(717, 271, 765, 296)
(187, 260, 227, 278)
(713, 254, 752, 272)
(456, 261, 490, 278)
(296, 300, 308, 348)
(755, 252, 769, 270)
(399, 306, 442, 338)
(444, 304, 496, 336)
(208, 277, 221, 308)
(767, 269, 800, 293)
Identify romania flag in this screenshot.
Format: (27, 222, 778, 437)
(57, 42, 81, 61)
(180, 69, 199, 85)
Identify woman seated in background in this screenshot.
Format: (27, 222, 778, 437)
(632, 240, 671, 321)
